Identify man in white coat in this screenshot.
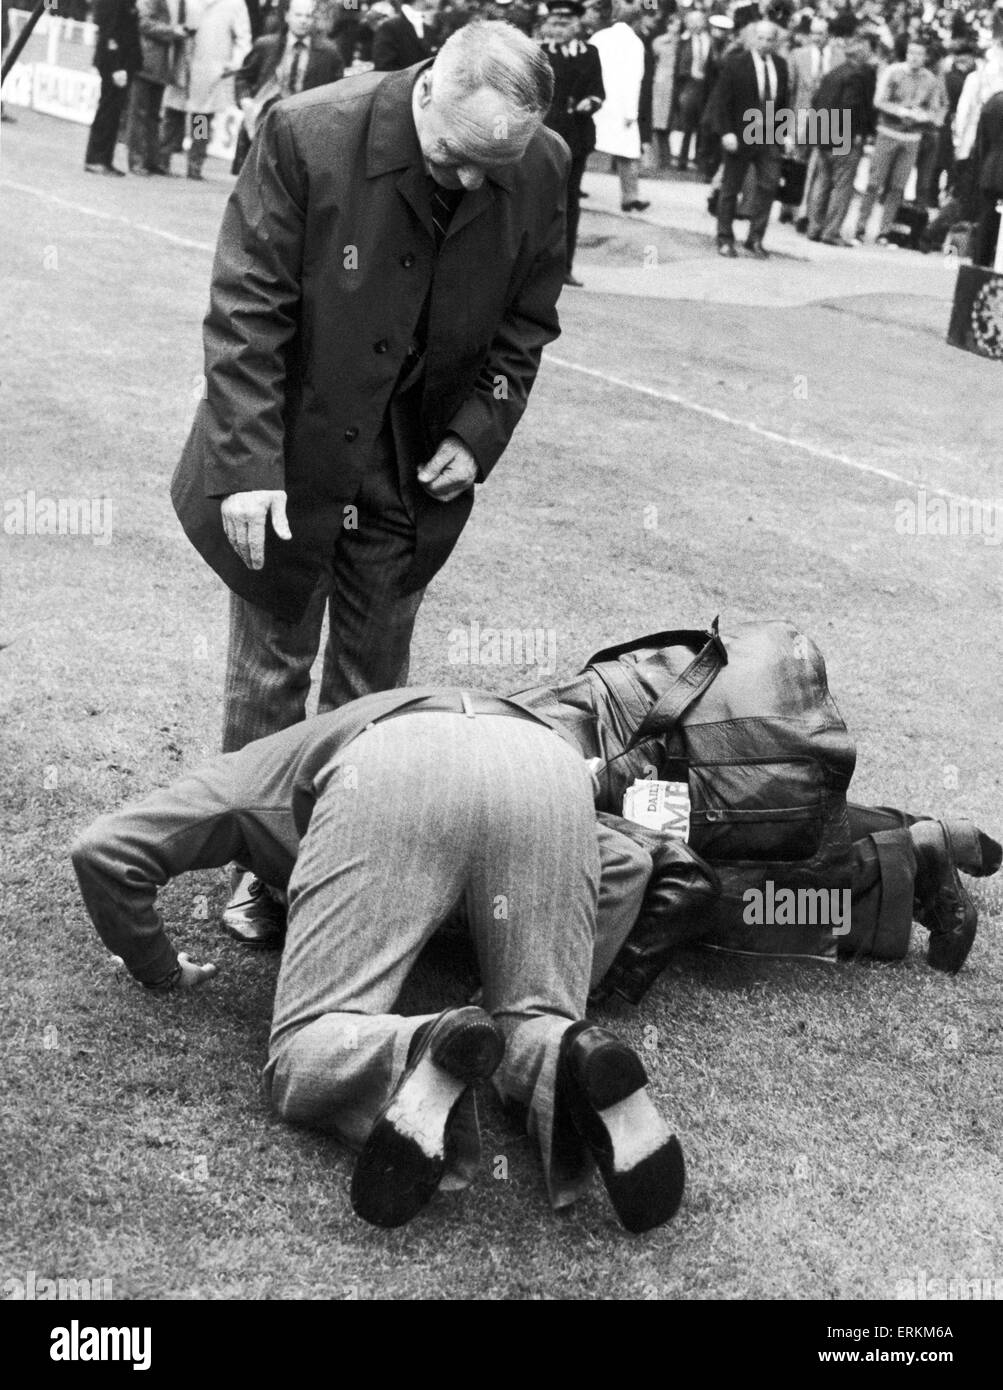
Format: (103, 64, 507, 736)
(161, 0, 251, 178)
(590, 0, 649, 211)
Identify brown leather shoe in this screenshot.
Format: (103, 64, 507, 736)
(221, 870, 286, 948)
(910, 821, 978, 973)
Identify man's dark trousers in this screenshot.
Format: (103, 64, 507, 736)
(717, 146, 783, 245)
(222, 377, 426, 752)
(85, 74, 131, 166)
(127, 75, 166, 171)
(565, 149, 588, 271)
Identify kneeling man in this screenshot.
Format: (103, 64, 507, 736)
(71, 688, 685, 1232)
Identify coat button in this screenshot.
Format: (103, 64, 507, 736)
(400, 252, 416, 268)
(343, 426, 359, 442)
(373, 339, 388, 354)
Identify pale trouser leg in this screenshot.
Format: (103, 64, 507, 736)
(807, 150, 835, 238)
(590, 821, 653, 988)
(264, 714, 600, 1203)
(856, 132, 896, 236)
(878, 139, 918, 235)
(615, 156, 640, 204)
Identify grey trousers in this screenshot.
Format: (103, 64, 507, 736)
(222, 416, 425, 753)
(808, 146, 862, 241)
(264, 712, 602, 1209)
(856, 133, 919, 238)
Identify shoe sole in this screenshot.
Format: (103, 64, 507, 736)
(350, 1009, 503, 1229)
(564, 1031, 686, 1234)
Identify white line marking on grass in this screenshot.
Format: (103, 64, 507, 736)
(0, 179, 216, 254)
(0, 177, 983, 511)
(545, 352, 979, 507)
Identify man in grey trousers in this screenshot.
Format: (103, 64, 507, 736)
(71, 687, 685, 1232)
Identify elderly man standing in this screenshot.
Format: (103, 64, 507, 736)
(172, 21, 569, 941)
(708, 18, 790, 258)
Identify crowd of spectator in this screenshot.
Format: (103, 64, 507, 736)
(8, 0, 1002, 265)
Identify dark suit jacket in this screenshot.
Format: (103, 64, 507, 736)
(172, 63, 569, 621)
(234, 31, 345, 102)
(92, 0, 142, 76)
(707, 49, 790, 143)
(372, 14, 432, 71)
(975, 91, 1003, 194)
(542, 39, 605, 158)
(812, 59, 875, 147)
(673, 33, 712, 85)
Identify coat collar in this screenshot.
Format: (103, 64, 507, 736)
(365, 61, 515, 192)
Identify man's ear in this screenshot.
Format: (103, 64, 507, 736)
(416, 70, 434, 110)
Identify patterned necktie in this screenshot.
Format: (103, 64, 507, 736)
(289, 40, 305, 95)
(429, 180, 462, 251)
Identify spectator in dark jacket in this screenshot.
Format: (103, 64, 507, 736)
(372, 0, 436, 71)
(85, 0, 143, 174)
(806, 38, 876, 245)
(540, 0, 604, 285)
(126, 0, 188, 174)
(972, 89, 1003, 266)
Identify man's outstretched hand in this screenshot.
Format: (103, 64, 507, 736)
(113, 952, 218, 994)
(221, 489, 291, 570)
(175, 953, 219, 992)
(418, 435, 478, 502)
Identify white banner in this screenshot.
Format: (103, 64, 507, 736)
(31, 62, 99, 124)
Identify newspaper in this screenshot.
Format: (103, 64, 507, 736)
(622, 779, 691, 842)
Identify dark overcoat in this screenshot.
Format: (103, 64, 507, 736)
(172, 62, 569, 620)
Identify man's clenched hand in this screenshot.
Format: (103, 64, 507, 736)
(418, 435, 478, 502)
(220, 490, 291, 569)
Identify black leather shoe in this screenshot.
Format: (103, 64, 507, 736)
(555, 1022, 685, 1234)
(563, 271, 584, 287)
(717, 241, 738, 258)
(935, 819, 1002, 877)
(221, 870, 286, 948)
(744, 239, 769, 259)
(910, 821, 979, 973)
(350, 1006, 504, 1228)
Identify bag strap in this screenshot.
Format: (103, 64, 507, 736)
(623, 617, 728, 752)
